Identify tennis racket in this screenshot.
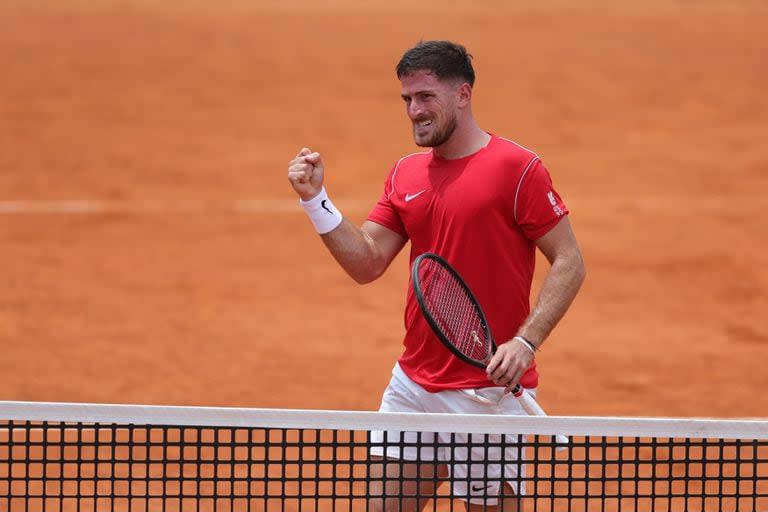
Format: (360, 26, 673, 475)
(412, 252, 568, 445)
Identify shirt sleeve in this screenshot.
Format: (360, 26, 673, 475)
(514, 159, 569, 240)
(366, 166, 408, 238)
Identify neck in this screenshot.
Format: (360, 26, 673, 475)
(432, 121, 491, 160)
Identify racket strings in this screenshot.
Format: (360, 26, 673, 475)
(419, 261, 490, 362)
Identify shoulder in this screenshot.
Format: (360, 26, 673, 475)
(384, 150, 431, 190)
(489, 135, 540, 168)
(391, 150, 432, 172)
(479, 136, 542, 185)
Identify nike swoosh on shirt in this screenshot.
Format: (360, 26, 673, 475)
(404, 190, 426, 202)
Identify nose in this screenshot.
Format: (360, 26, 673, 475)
(407, 99, 423, 120)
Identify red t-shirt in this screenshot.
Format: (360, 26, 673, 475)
(367, 135, 569, 392)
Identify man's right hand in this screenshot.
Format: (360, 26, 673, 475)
(288, 147, 325, 201)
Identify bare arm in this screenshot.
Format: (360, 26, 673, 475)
(486, 216, 586, 391)
(288, 147, 407, 284)
(321, 220, 407, 284)
(517, 216, 586, 345)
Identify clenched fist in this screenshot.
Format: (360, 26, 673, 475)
(288, 147, 325, 201)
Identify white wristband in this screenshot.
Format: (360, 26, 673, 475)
(300, 187, 343, 234)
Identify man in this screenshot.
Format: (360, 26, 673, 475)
(287, 40, 585, 512)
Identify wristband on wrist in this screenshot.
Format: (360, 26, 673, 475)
(300, 187, 343, 234)
(513, 335, 537, 355)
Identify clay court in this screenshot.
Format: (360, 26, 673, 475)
(1, 0, 766, 418)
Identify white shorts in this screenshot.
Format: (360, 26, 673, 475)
(370, 363, 535, 504)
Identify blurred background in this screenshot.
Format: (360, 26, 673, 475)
(1, 0, 766, 417)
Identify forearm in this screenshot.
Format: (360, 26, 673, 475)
(287, 148, 405, 285)
(517, 252, 586, 348)
(320, 220, 392, 284)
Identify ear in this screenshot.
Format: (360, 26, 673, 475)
(456, 82, 472, 108)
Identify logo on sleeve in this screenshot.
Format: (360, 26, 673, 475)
(547, 191, 565, 217)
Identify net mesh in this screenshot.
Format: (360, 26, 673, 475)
(1, 402, 767, 512)
(415, 257, 491, 364)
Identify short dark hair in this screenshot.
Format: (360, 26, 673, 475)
(396, 40, 475, 86)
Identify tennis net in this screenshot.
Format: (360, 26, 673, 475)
(1, 401, 766, 511)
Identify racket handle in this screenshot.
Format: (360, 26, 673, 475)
(512, 386, 569, 446)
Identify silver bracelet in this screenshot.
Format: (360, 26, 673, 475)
(513, 335, 537, 355)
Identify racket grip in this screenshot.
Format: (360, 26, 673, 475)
(512, 386, 569, 446)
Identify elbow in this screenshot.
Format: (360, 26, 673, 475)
(347, 256, 389, 285)
(352, 275, 376, 285)
(350, 266, 385, 285)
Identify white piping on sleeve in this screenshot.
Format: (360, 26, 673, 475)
(513, 156, 540, 223)
(498, 136, 540, 158)
(386, 151, 430, 199)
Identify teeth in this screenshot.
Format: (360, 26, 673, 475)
(418, 120, 432, 127)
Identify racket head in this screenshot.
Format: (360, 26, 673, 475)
(411, 253, 495, 369)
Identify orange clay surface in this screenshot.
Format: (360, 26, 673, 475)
(1, 0, 766, 418)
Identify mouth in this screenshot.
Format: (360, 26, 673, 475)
(415, 119, 433, 130)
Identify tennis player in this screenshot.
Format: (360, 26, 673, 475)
(288, 40, 586, 512)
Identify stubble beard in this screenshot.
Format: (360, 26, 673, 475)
(414, 113, 458, 148)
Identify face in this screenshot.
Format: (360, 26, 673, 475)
(400, 70, 461, 148)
